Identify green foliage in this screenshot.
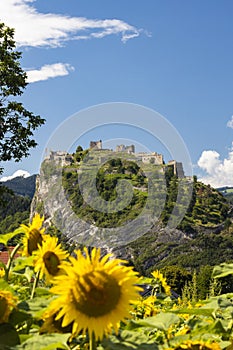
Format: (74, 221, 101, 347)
(0, 323, 20, 347)
(15, 334, 70, 349)
(2, 218, 233, 349)
(62, 158, 149, 228)
(186, 182, 229, 226)
(0, 228, 23, 246)
(0, 22, 45, 174)
(181, 270, 198, 303)
(0, 189, 30, 233)
(197, 265, 213, 299)
(0, 211, 29, 235)
(62, 151, 229, 232)
(73, 147, 88, 163)
(160, 266, 192, 295)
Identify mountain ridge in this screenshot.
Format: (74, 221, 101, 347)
(1, 174, 37, 199)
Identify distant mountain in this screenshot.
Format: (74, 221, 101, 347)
(217, 186, 233, 194)
(2, 175, 37, 199)
(0, 170, 30, 182)
(217, 186, 233, 204)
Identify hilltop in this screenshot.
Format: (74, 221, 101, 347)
(30, 144, 233, 274)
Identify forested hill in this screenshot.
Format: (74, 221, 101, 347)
(60, 148, 230, 231)
(2, 175, 37, 199)
(0, 189, 30, 234)
(0, 175, 37, 234)
(64, 160, 231, 229)
(30, 147, 233, 273)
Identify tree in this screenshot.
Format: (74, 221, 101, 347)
(0, 23, 45, 174)
(160, 265, 192, 295)
(197, 265, 213, 299)
(75, 145, 83, 153)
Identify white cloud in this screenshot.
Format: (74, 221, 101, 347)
(197, 150, 221, 174)
(26, 63, 74, 83)
(227, 116, 233, 129)
(197, 146, 233, 188)
(0, 0, 142, 48)
(0, 170, 30, 182)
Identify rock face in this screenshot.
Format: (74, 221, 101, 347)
(30, 163, 102, 248)
(31, 159, 190, 264)
(31, 157, 232, 272)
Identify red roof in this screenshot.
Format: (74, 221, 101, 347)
(0, 247, 20, 265)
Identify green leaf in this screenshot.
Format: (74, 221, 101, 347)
(102, 330, 158, 349)
(126, 320, 145, 331)
(0, 323, 20, 347)
(0, 229, 22, 246)
(13, 256, 34, 272)
(212, 263, 233, 279)
(218, 295, 233, 309)
(0, 278, 14, 292)
(139, 277, 153, 285)
(209, 320, 227, 335)
(9, 308, 32, 326)
(219, 340, 232, 349)
(19, 334, 33, 344)
(15, 333, 70, 349)
(34, 287, 51, 297)
(171, 308, 214, 317)
(23, 267, 34, 283)
(25, 296, 53, 318)
(130, 312, 180, 331)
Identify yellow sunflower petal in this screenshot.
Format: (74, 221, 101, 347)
(171, 340, 221, 350)
(0, 290, 17, 323)
(47, 247, 142, 340)
(151, 269, 171, 296)
(33, 235, 69, 282)
(21, 213, 45, 256)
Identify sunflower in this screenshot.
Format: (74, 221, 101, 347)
(33, 235, 69, 282)
(47, 247, 142, 340)
(0, 268, 5, 278)
(40, 308, 73, 334)
(21, 213, 45, 256)
(167, 340, 221, 350)
(0, 290, 17, 323)
(151, 270, 171, 296)
(132, 295, 158, 318)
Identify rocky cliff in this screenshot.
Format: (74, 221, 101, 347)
(31, 156, 233, 274)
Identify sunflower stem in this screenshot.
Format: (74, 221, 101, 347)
(5, 243, 21, 282)
(89, 332, 96, 350)
(30, 270, 40, 299)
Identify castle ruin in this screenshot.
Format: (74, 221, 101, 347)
(90, 140, 102, 150)
(45, 142, 185, 177)
(115, 144, 135, 154)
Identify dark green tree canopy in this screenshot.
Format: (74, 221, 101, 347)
(0, 22, 45, 173)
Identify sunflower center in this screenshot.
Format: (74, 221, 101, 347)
(28, 228, 43, 255)
(43, 251, 60, 276)
(72, 271, 121, 317)
(0, 297, 8, 321)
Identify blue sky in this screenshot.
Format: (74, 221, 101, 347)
(1, 0, 233, 187)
